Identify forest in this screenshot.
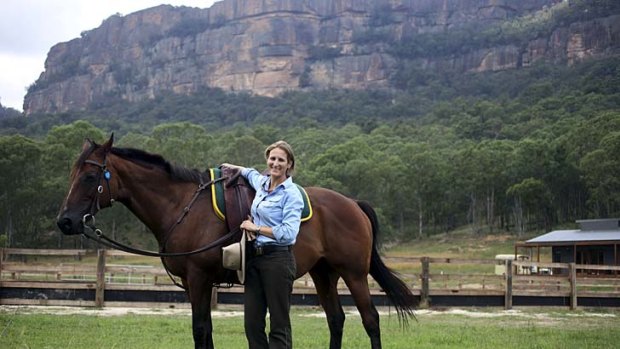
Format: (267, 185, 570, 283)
(1, 53, 618, 250)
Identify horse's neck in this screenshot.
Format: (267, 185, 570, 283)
(113, 160, 195, 240)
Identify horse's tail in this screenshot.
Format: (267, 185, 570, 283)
(357, 200, 417, 323)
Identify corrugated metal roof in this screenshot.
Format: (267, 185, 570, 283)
(526, 229, 620, 244)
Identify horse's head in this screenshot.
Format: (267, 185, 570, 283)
(57, 134, 115, 235)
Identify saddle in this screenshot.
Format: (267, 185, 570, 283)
(220, 165, 255, 237)
(214, 166, 254, 285)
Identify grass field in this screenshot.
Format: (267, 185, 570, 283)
(2, 229, 605, 348)
(1, 305, 620, 349)
(388, 229, 543, 259)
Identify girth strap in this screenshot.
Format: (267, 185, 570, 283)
(221, 166, 255, 237)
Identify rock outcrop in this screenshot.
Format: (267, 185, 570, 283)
(23, 0, 619, 114)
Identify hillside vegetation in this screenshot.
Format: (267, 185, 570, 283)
(1, 55, 618, 250)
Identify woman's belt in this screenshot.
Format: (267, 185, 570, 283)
(252, 244, 292, 256)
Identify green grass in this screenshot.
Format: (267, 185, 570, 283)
(388, 229, 544, 259)
(383, 230, 551, 278)
(1, 307, 619, 348)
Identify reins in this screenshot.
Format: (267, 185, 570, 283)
(79, 152, 246, 289)
(80, 175, 236, 258)
(81, 214, 239, 258)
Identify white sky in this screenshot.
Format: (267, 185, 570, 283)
(0, 0, 217, 111)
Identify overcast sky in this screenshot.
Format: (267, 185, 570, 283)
(0, 0, 217, 111)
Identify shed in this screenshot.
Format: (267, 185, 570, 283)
(515, 218, 620, 274)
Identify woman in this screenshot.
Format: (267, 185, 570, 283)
(224, 140, 304, 349)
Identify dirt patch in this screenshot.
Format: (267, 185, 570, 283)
(0, 305, 241, 317)
(2, 305, 617, 322)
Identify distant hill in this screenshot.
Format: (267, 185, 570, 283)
(23, 0, 620, 115)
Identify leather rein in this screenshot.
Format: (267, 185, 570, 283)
(80, 157, 239, 259)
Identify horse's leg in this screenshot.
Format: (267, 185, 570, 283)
(310, 263, 345, 349)
(187, 277, 215, 349)
(342, 276, 382, 349)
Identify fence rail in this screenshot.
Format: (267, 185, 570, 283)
(1, 248, 619, 309)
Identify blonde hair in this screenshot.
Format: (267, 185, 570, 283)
(265, 140, 296, 176)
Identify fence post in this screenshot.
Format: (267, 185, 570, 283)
(95, 249, 106, 307)
(504, 259, 513, 310)
(211, 287, 218, 310)
(0, 248, 4, 281)
(569, 263, 577, 310)
(420, 257, 430, 308)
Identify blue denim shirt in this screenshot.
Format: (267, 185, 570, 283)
(242, 168, 304, 247)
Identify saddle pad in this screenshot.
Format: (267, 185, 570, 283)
(209, 168, 227, 221)
(297, 185, 313, 222)
(209, 168, 312, 222)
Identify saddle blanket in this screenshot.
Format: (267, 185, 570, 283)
(209, 168, 313, 223)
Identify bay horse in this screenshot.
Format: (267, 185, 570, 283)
(56, 135, 415, 349)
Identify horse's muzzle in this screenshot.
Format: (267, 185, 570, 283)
(56, 214, 84, 235)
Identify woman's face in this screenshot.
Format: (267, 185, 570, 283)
(267, 147, 291, 179)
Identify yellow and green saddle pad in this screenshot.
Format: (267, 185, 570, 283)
(209, 168, 312, 222)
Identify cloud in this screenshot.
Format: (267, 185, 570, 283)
(0, 53, 43, 110)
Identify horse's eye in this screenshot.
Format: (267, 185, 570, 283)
(81, 173, 97, 185)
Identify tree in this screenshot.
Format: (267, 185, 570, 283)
(147, 122, 213, 168)
(506, 178, 552, 236)
(506, 138, 558, 228)
(397, 142, 447, 238)
(580, 132, 620, 217)
(0, 135, 44, 246)
(211, 133, 265, 169)
(456, 140, 516, 233)
(307, 137, 373, 195)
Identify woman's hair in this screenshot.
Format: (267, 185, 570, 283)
(265, 140, 296, 176)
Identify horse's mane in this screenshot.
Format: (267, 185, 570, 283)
(110, 147, 204, 184)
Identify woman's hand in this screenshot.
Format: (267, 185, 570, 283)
(221, 163, 245, 171)
(240, 219, 257, 232)
(240, 216, 258, 240)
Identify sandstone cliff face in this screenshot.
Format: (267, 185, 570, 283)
(23, 0, 619, 114)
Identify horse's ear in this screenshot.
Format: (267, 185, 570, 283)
(102, 133, 114, 152)
(82, 138, 94, 152)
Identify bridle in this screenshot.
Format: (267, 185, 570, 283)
(78, 152, 239, 259)
(83, 158, 113, 217)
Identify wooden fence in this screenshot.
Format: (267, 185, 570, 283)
(1, 249, 620, 309)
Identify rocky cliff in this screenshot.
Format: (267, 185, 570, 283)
(23, 0, 620, 114)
